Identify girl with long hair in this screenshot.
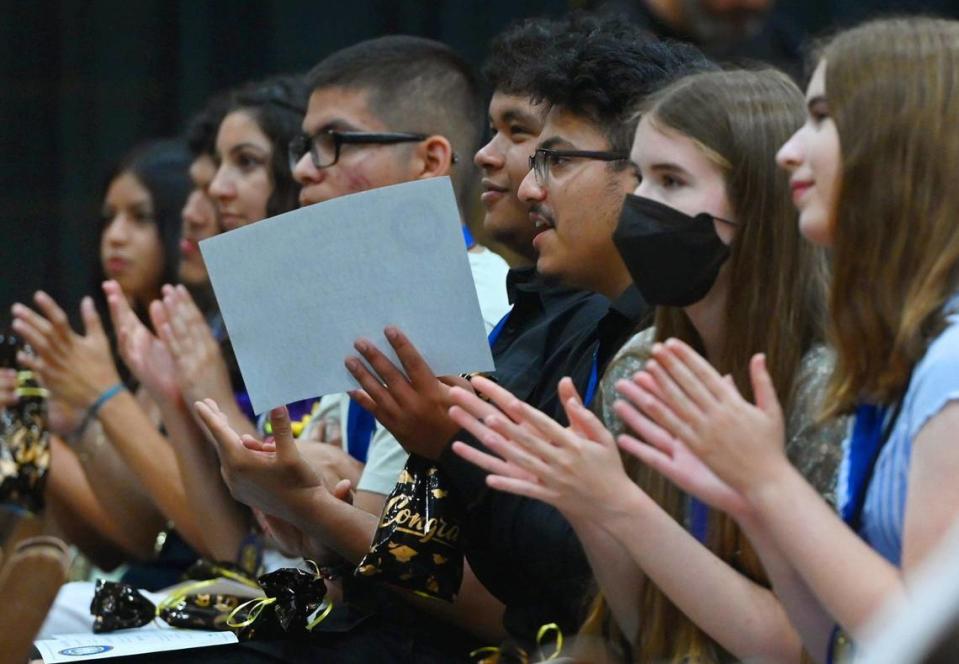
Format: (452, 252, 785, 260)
(13, 140, 200, 578)
(613, 16, 959, 662)
(102, 73, 311, 565)
(447, 68, 846, 662)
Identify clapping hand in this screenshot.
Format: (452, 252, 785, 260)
(11, 292, 120, 410)
(195, 399, 328, 525)
(615, 339, 789, 517)
(449, 376, 643, 524)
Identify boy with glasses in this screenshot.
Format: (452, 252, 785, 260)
(345, 15, 715, 646)
(196, 36, 511, 663)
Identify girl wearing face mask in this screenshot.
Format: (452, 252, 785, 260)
(611, 16, 959, 663)
(448, 69, 846, 663)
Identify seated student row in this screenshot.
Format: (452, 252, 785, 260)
(9, 12, 959, 664)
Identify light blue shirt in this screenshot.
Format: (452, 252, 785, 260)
(838, 295, 959, 564)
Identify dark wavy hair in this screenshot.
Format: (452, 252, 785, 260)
(522, 13, 715, 154)
(186, 91, 230, 158)
(223, 74, 307, 217)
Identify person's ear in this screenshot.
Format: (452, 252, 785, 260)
(412, 135, 454, 180)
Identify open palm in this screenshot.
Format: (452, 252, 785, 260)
(612, 381, 751, 519)
(104, 281, 180, 404)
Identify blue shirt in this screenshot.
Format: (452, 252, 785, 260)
(838, 295, 959, 564)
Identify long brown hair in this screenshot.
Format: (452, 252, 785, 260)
(591, 69, 828, 662)
(820, 17, 959, 417)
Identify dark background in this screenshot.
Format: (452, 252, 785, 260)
(2, 0, 958, 327)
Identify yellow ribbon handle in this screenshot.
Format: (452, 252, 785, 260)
(468, 646, 504, 663)
(225, 596, 277, 629)
(155, 579, 223, 617)
(467, 623, 563, 663)
(536, 622, 564, 659)
(205, 564, 262, 590)
(306, 600, 334, 630)
(303, 559, 334, 630)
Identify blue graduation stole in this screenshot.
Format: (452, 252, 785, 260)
(486, 313, 600, 407)
(346, 399, 376, 463)
(691, 404, 891, 547)
(826, 403, 890, 664)
(841, 403, 888, 530)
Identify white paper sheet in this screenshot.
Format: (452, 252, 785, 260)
(33, 628, 238, 662)
(200, 177, 494, 414)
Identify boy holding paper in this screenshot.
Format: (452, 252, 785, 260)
(194, 35, 512, 662)
(339, 17, 713, 645)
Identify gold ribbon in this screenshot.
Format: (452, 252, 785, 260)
(226, 596, 277, 629)
(536, 623, 563, 659)
(156, 579, 224, 617)
(306, 600, 334, 631)
(204, 564, 262, 590)
(468, 623, 564, 662)
(14, 387, 48, 398)
(469, 646, 512, 662)
(302, 560, 334, 631)
(14, 371, 48, 399)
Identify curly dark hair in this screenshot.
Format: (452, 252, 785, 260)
(482, 16, 564, 97)
(224, 73, 308, 217)
(521, 13, 715, 153)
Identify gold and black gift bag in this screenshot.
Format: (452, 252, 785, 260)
(356, 454, 464, 602)
(0, 332, 50, 513)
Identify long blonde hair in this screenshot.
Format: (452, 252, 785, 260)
(587, 69, 826, 663)
(821, 17, 959, 417)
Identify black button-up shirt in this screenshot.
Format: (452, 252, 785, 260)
(439, 278, 649, 644)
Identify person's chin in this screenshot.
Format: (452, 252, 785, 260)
(534, 252, 563, 280)
(483, 216, 524, 244)
(798, 209, 833, 247)
(178, 266, 209, 288)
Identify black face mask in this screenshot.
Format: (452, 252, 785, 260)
(613, 194, 736, 307)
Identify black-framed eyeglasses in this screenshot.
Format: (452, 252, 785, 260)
(288, 130, 429, 171)
(528, 148, 629, 186)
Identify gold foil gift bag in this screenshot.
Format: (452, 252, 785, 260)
(0, 333, 50, 513)
(356, 454, 464, 601)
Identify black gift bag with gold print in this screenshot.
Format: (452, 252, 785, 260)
(0, 333, 49, 513)
(356, 454, 464, 602)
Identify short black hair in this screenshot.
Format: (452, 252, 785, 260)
(523, 14, 715, 153)
(306, 36, 484, 205)
(185, 91, 230, 158)
(225, 73, 308, 217)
